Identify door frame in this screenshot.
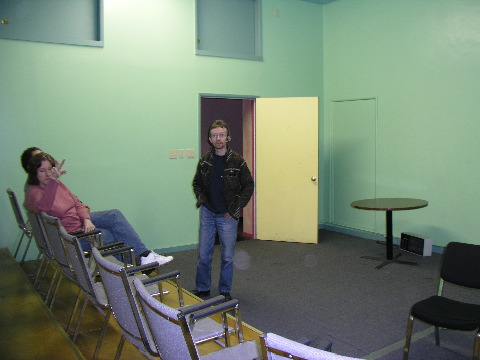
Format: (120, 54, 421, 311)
(199, 93, 258, 239)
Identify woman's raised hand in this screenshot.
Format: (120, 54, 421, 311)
(52, 159, 68, 179)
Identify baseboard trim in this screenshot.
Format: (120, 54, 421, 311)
(319, 223, 444, 254)
(155, 224, 445, 255)
(154, 243, 198, 254)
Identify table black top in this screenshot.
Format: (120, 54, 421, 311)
(351, 198, 428, 211)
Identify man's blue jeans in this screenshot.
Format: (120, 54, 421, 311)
(79, 209, 148, 257)
(196, 206, 239, 293)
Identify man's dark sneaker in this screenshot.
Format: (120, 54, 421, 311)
(191, 289, 210, 298)
(220, 292, 232, 301)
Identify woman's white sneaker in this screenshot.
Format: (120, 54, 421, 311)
(141, 251, 173, 266)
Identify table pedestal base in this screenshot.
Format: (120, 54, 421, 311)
(351, 198, 428, 270)
(361, 253, 418, 269)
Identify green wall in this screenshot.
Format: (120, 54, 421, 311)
(322, 0, 480, 247)
(0, 0, 324, 259)
(3, 0, 479, 259)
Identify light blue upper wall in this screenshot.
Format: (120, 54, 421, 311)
(0, 0, 323, 258)
(322, 0, 480, 246)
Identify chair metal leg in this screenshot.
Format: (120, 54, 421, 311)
(48, 273, 63, 310)
(473, 331, 480, 360)
(92, 310, 112, 360)
(66, 289, 83, 335)
(36, 259, 52, 291)
(73, 297, 89, 342)
(434, 326, 440, 346)
(235, 306, 245, 343)
(221, 311, 230, 347)
(403, 315, 414, 360)
(32, 256, 46, 287)
(30, 253, 43, 281)
(19, 235, 34, 265)
(13, 232, 26, 259)
(45, 268, 60, 304)
(114, 335, 126, 360)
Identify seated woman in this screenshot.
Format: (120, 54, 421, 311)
(21, 146, 90, 212)
(24, 152, 173, 266)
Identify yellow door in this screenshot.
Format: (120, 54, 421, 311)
(255, 97, 319, 243)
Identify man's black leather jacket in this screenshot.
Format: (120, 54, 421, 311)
(192, 147, 254, 220)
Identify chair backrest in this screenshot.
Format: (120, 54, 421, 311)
(133, 278, 199, 360)
(91, 247, 157, 358)
(58, 224, 105, 306)
(27, 210, 53, 259)
(6, 188, 28, 231)
(440, 241, 480, 289)
(40, 212, 75, 279)
(260, 333, 364, 360)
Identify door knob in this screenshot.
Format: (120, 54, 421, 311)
(311, 176, 317, 181)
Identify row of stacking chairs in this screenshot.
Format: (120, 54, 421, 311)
(7, 188, 480, 359)
(5, 190, 258, 359)
(40, 212, 134, 359)
(5, 187, 364, 360)
(26, 210, 128, 359)
(8, 188, 75, 308)
(92, 245, 364, 360)
(40, 212, 259, 360)
(92, 246, 240, 359)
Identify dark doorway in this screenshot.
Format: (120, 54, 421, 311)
(200, 95, 256, 239)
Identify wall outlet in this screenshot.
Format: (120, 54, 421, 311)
(169, 150, 177, 159)
(187, 149, 195, 158)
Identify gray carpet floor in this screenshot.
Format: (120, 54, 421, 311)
(159, 230, 478, 359)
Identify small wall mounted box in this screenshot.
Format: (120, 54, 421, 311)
(400, 232, 432, 256)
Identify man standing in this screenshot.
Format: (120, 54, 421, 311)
(192, 120, 254, 301)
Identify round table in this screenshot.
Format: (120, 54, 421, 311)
(351, 198, 428, 269)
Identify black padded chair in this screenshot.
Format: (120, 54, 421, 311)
(403, 241, 480, 360)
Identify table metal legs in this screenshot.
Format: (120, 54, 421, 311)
(386, 210, 393, 260)
(361, 210, 418, 269)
